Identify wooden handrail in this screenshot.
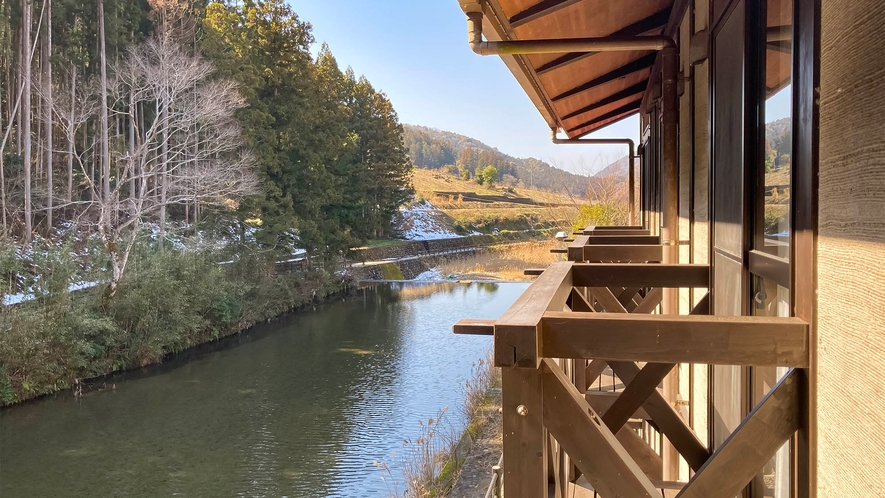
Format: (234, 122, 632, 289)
(579, 244, 664, 263)
(541, 312, 809, 367)
(586, 235, 662, 245)
(494, 261, 573, 368)
(572, 263, 709, 288)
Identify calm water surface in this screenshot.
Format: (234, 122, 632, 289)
(0, 281, 528, 497)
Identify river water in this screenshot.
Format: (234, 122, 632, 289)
(0, 281, 528, 497)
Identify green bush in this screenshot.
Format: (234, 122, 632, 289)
(571, 202, 628, 231)
(0, 239, 349, 406)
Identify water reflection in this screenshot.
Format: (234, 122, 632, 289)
(1, 282, 527, 497)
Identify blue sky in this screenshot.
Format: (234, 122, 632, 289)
(288, 1, 791, 176)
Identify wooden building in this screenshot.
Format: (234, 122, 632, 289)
(453, 0, 885, 496)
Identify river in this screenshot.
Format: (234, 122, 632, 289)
(0, 281, 528, 497)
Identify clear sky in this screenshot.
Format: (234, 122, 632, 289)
(287, 0, 639, 176)
(287, 1, 792, 176)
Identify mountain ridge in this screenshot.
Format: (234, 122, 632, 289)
(402, 124, 589, 196)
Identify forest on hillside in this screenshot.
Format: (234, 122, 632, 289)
(0, 0, 413, 269)
(0, 0, 415, 404)
(403, 124, 588, 196)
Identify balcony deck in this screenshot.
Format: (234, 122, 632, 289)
(457, 226, 808, 498)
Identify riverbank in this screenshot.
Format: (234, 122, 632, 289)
(424, 239, 559, 282)
(0, 243, 354, 408)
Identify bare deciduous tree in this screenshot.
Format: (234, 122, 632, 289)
(68, 36, 257, 299)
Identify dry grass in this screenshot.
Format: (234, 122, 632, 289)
(434, 240, 560, 281)
(412, 169, 578, 207)
(374, 351, 501, 498)
(411, 169, 583, 235)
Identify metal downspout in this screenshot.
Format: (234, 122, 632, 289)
(660, 45, 680, 482)
(662, 46, 679, 278)
(550, 131, 637, 225)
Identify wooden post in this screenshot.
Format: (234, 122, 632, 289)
(501, 366, 547, 497)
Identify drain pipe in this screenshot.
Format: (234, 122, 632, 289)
(465, 10, 674, 56)
(551, 130, 638, 225)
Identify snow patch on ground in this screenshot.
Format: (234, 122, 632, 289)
(398, 200, 463, 240)
(3, 280, 99, 306)
(412, 268, 445, 281)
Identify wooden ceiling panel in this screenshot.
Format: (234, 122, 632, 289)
(561, 94, 644, 133)
(554, 68, 651, 123)
(570, 110, 639, 138)
(496, 0, 547, 19)
(504, 0, 671, 67)
(538, 51, 652, 98)
(485, 0, 677, 137)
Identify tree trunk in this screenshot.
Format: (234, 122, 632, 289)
(66, 64, 74, 203)
(22, 0, 33, 242)
(158, 104, 168, 253)
(43, 0, 52, 231)
(98, 0, 110, 203)
(16, 25, 22, 155)
(128, 88, 135, 209)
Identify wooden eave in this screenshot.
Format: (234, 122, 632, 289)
(478, 0, 677, 138)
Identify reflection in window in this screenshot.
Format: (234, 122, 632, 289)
(761, 0, 792, 259)
(753, 277, 791, 497)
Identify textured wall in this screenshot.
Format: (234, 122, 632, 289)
(818, 0, 885, 494)
(691, 0, 710, 453)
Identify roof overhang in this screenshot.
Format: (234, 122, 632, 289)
(458, 0, 689, 139)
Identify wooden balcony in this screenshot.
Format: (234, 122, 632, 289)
(455, 227, 809, 498)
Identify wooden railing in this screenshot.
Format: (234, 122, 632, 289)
(456, 227, 809, 498)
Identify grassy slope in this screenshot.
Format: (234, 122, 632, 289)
(411, 169, 581, 234)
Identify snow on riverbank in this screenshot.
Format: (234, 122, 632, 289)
(398, 200, 465, 240)
(413, 268, 445, 281)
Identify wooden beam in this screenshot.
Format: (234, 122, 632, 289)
(586, 225, 646, 231)
(584, 359, 609, 388)
(633, 287, 664, 314)
(567, 235, 590, 261)
(502, 367, 547, 497)
(495, 262, 572, 368)
(676, 369, 802, 498)
(566, 100, 643, 133)
(584, 228, 652, 236)
(572, 263, 709, 288)
(617, 426, 664, 480)
(541, 312, 810, 367)
(524, 268, 546, 276)
(561, 81, 649, 121)
(586, 391, 651, 420)
(453, 318, 495, 335)
(508, 0, 582, 28)
(586, 235, 662, 245)
(588, 287, 628, 313)
(581, 245, 663, 263)
(618, 287, 643, 309)
(535, 8, 671, 75)
(603, 362, 675, 431)
(540, 359, 661, 498)
(569, 288, 594, 312)
(609, 361, 710, 472)
(690, 292, 710, 315)
(552, 53, 658, 102)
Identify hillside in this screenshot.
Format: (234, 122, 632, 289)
(595, 156, 630, 178)
(401, 168, 581, 237)
(403, 124, 588, 196)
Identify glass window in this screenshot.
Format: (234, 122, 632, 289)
(753, 277, 791, 497)
(758, 0, 793, 259)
